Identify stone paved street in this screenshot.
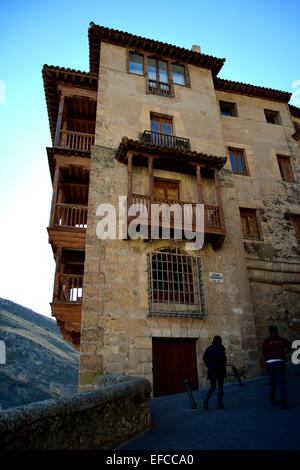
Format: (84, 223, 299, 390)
(119, 364, 300, 450)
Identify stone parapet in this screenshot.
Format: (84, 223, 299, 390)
(0, 376, 151, 450)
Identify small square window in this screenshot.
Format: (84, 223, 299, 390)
(264, 109, 280, 125)
(129, 52, 144, 76)
(219, 101, 237, 117)
(291, 214, 300, 241)
(229, 148, 248, 175)
(240, 208, 261, 240)
(277, 155, 294, 182)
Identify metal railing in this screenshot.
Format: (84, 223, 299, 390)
(53, 203, 87, 228)
(141, 130, 191, 152)
(147, 79, 171, 97)
(58, 130, 94, 152)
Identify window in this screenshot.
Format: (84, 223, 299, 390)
(172, 64, 185, 85)
(150, 115, 172, 135)
(229, 149, 248, 175)
(264, 109, 280, 125)
(154, 179, 180, 201)
(240, 209, 261, 240)
(219, 101, 237, 117)
(277, 155, 294, 182)
(148, 57, 168, 83)
(148, 248, 206, 317)
(129, 52, 144, 75)
(291, 214, 300, 241)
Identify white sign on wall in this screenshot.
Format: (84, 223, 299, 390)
(209, 272, 223, 283)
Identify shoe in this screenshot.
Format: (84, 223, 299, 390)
(203, 400, 208, 410)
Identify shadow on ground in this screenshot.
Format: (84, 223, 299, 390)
(118, 364, 300, 450)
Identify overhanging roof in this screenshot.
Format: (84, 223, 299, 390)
(42, 65, 98, 144)
(214, 77, 291, 103)
(116, 137, 227, 174)
(88, 23, 225, 76)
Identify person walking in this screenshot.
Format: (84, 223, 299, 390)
(262, 325, 291, 409)
(203, 336, 227, 410)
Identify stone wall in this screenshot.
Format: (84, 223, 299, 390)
(79, 145, 261, 393)
(0, 376, 151, 450)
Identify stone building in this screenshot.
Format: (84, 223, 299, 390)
(43, 23, 300, 396)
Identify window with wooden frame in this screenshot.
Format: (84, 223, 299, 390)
(149, 114, 173, 146)
(264, 109, 280, 125)
(154, 179, 180, 201)
(228, 148, 248, 175)
(291, 214, 300, 241)
(148, 248, 207, 317)
(277, 155, 294, 182)
(240, 208, 261, 240)
(219, 101, 237, 117)
(171, 63, 186, 85)
(128, 52, 144, 75)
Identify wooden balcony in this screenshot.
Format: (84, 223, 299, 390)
(141, 131, 191, 152)
(128, 193, 225, 245)
(56, 130, 95, 152)
(53, 203, 87, 228)
(147, 79, 171, 97)
(48, 203, 87, 250)
(51, 273, 83, 350)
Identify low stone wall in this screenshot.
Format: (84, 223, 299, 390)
(0, 376, 151, 450)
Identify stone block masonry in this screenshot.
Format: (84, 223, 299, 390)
(0, 376, 151, 450)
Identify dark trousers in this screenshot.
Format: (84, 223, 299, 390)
(205, 376, 224, 403)
(266, 361, 287, 404)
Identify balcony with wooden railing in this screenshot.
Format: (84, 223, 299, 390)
(56, 130, 95, 152)
(141, 131, 191, 152)
(128, 194, 223, 236)
(147, 79, 171, 97)
(53, 203, 88, 228)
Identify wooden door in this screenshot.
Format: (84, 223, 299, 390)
(152, 338, 199, 397)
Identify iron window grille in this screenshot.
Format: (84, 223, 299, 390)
(147, 248, 207, 318)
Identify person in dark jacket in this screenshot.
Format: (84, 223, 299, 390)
(203, 336, 227, 410)
(262, 325, 291, 409)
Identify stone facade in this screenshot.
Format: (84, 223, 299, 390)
(75, 26, 300, 394)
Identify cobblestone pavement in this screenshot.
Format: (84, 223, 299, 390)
(119, 365, 300, 450)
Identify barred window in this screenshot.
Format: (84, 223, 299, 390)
(147, 248, 207, 317)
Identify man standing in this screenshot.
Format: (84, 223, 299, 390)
(262, 325, 291, 409)
(203, 336, 227, 410)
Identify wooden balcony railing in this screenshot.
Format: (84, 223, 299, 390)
(129, 194, 222, 230)
(141, 131, 191, 152)
(147, 79, 171, 97)
(57, 130, 95, 152)
(57, 274, 83, 303)
(53, 203, 87, 228)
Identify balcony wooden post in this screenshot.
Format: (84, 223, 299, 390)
(53, 247, 62, 302)
(127, 151, 133, 206)
(148, 156, 154, 231)
(49, 167, 60, 227)
(196, 165, 204, 204)
(54, 94, 65, 147)
(213, 168, 225, 229)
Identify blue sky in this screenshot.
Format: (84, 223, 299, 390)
(0, 0, 299, 317)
